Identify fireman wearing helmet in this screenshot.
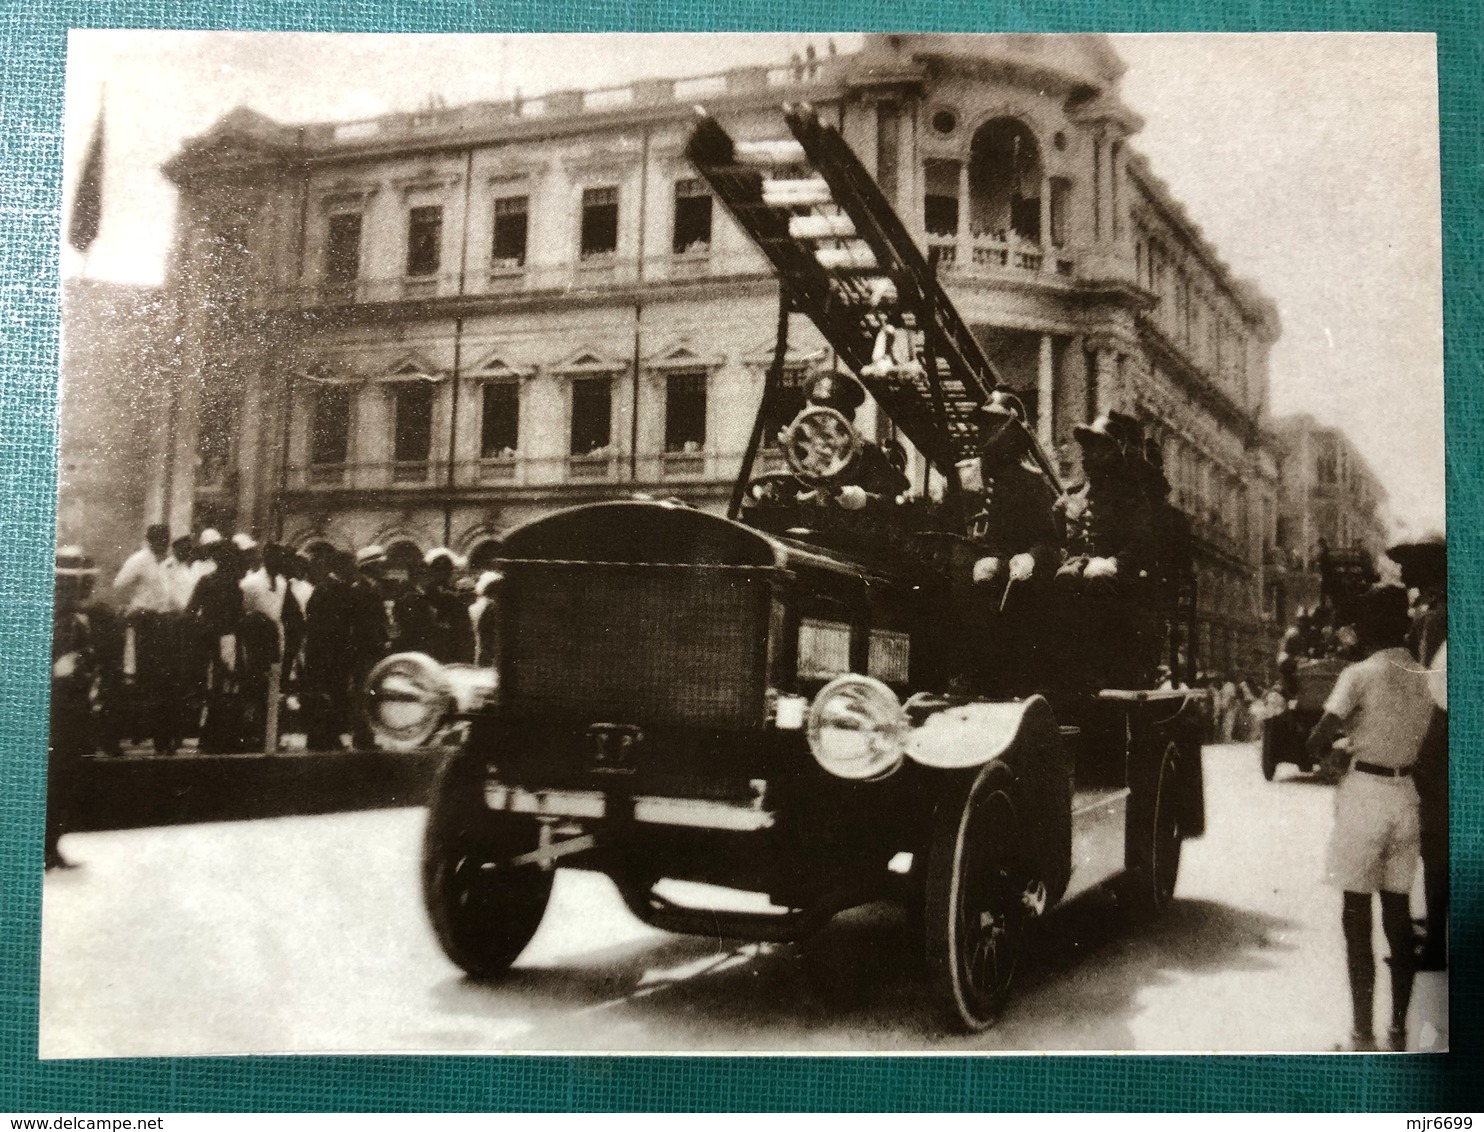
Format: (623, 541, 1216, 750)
(1053, 411, 1160, 689)
(966, 394, 1061, 593)
(963, 393, 1063, 694)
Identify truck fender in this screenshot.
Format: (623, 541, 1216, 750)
(910, 695, 1072, 907)
(905, 695, 1054, 770)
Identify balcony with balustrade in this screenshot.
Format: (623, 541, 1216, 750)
(279, 446, 768, 500)
(255, 249, 782, 314)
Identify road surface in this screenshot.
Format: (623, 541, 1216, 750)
(38, 743, 1447, 1056)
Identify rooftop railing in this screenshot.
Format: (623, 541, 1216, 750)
(309, 58, 851, 148)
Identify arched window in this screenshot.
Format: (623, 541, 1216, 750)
(968, 119, 1044, 244)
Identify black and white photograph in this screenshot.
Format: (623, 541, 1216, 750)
(44, 30, 1447, 1056)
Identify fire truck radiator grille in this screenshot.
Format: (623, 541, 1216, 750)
(501, 562, 771, 728)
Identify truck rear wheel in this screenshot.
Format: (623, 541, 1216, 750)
(1127, 741, 1185, 917)
(422, 754, 553, 979)
(925, 765, 1025, 1032)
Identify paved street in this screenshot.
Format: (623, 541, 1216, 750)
(38, 742, 1447, 1056)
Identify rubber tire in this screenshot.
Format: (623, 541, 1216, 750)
(1260, 722, 1278, 781)
(422, 753, 553, 979)
(1127, 741, 1185, 918)
(925, 765, 1025, 1032)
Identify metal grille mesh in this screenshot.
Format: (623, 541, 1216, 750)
(502, 562, 770, 727)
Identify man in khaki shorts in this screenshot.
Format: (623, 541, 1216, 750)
(1307, 584, 1434, 1051)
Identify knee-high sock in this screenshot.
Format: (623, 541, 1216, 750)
(1342, 891, 1375, 1037)
(1380, 891, 1415, 1032)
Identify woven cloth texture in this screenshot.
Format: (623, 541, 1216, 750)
(1, 0, 1479, 1112)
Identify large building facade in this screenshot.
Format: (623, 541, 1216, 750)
(1268, 412, 1390, 625)
(57, 278, 175, 582)
(149, 33, 1283, 674)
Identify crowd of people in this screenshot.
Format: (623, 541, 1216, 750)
(50, 524, 503, 763)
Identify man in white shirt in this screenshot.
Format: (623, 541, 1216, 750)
(166, 535, 198, 611)
(1307, 585, 1434, 1052)
(114, 524, 174, 615)
(113, 524, 181, 753)
(188, 529, 222, 592)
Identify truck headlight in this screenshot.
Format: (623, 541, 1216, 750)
(806, 674, 908, 781)
(364, 652, 451, 751)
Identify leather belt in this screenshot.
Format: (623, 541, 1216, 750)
(1352, 760, 1413, 778)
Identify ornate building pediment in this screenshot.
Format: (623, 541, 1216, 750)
(469, 350, 536, 380)
(643, 340, 725, 373)
(378, 351, 449, 382)
(550, 345, 629, 376)
(394, 170, 463, 198)
(292, 358, 362, 385)
(319, 180, 380, 211)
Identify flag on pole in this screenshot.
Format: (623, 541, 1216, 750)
(68, 107, 105, 254)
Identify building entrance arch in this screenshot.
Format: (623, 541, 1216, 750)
(968, 118, 1044, 244)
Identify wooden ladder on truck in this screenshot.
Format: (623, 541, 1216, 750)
(686, 104, 1061, 517)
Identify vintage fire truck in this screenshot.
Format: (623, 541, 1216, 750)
(366, 106, 1206, 1031)
(1260, 545, 1379, 780)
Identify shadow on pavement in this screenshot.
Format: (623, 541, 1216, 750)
(429, 885, 1301, 1051)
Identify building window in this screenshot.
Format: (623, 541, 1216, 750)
(325, 212, 362, 284)
(664, 372, 707, 452)
(491, 195, 528, 268)
(1175, 273, 1192, 344)
(205, 223, 249, 280)
(968, 118, 1042, 243)
(406, 205, 443, 278)
(1314, 436, 1339, 485)
(480, 382, 519, 458)
(672, 178, 712, 255)
(392, 382, 434, 465)
(580, 187, 619, 260)
(197, 381, 237, 485)
(761, 367, 812, 447)
(310, 385, 351, 465)
(570, 377, 612, 454)
(876, 101, 900, 204)
(1049, 178, 1071, 249)
(923, 159, 960, 238)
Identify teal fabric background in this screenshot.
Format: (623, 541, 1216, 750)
(1, 0, 1477, 1112)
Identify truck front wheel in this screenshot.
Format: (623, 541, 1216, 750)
(925, 765, 1026, 1032)
(422, 754, 553, 979)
